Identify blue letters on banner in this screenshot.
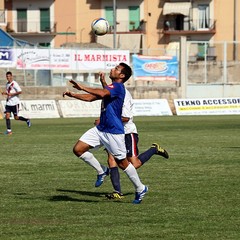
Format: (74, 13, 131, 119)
(132, 54, 178, 81)
(0, 48, 15, 67)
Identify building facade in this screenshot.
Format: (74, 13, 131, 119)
(0, 0, 239, 53)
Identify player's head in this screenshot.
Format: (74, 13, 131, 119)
(109, 63, 132, 83)
(6, 71, 13, 82)
(119, 62, 132, 83)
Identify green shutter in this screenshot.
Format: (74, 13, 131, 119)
(17, 9, 27, 32)
(129, 6, 140, 30)
(105, 7, 113, 27)
(40, 8, 50, 32)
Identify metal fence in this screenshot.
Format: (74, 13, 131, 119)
(0, 41, 240, 89)
(187, 41, 240, 85)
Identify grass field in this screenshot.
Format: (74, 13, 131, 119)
(0, 115, 239, 240)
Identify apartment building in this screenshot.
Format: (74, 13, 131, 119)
(0, 0, 239, 57)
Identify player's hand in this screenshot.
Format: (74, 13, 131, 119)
(99, 72, 105, 81)
(69, 80, 82, 90)
(99, 72, 107, 87)
(62, 91, 72, 98)
(94, 119, 100, 126)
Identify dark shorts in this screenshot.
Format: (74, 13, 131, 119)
(5, 104, 19, 116)
(125, 133, 139, 157)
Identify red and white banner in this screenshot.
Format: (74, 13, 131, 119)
(15, 49, 129, 70)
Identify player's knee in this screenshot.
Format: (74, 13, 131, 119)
(116, 158, 129, 170)
(73, 146, 81, 157)
(73, 145, 86, 157)
(73, 141, 90, 157)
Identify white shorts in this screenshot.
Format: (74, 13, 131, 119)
(80, 126, 127, 160)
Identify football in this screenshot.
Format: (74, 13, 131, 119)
(91, 18, 109, 36)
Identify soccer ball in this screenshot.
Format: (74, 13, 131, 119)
(91, 18, 109, 36)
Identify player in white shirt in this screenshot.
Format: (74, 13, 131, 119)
(1, 71, 31, 135)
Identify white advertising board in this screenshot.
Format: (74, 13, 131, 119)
(174, 98, 240, 115)
(58, 99, 172, 118)
(132, 99, 172, 116)
(15, 49, 129, 70)
(59, 100, 101, 118)
(1, 100, 60, 119)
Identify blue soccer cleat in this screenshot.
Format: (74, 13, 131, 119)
(132, 185, 148, 204)
(95, 167, 109, 187)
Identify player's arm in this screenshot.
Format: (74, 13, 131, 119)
(99, 72, 108, 88)
(62, 91, 99, 102)
(69, 79, 110, 98)
(122, 116, 130, 123)
(3, 91, 22, 97)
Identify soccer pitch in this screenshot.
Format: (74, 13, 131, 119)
(0, 115, 239, 240)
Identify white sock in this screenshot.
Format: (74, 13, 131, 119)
(79, 152, 104, 175)
(100, 164, 108, 173)
(124, 163, 144, 192)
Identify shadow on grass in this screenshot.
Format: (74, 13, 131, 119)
(48, 189, 133, 203)
(57, 189, 103, 197)
(47, 189, 103, 202)
(49, 195, 100, 203)
(57, 188, 132, 197)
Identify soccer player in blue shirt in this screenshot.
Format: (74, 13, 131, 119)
(98, 73, 169, 200)
(63, 63, 148, 204)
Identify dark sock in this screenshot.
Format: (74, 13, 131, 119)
(138, 147, 156, 165)
(19, 116, 28, 122)
(110, 167, 121, 193)
(6, 119, 11, 130)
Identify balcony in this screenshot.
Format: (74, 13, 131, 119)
(163, 18, 216, 35)
(6, 21, 57, 36)
(107, 20, 146, 34)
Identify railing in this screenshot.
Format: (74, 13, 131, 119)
(107, 20, 146, 33)
(6, 21, 57, 33)
(0, 9, 5, 23)
(163, 19, 216, 32)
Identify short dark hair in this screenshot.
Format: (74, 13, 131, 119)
(119, 62, 132, 83)
(6, 71, 12, 76)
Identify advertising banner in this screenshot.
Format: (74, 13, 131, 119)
(132, 54, 178, 81)
(1, 100, 60, 118)
(58, 100, 101, 118)
(133, 99, 173, 116)
(15, 49, 129, 70)
(0, 48, 16, 68)
(174, 98, 240, 115)
(58, 99, 172, 118)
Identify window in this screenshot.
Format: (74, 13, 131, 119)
(175, 15, 184, 30)
(39, 43, 50, 47)
(129, 6, 140, 31)
(17, 9, 27, 32)
(0, 9, 5, 23)
(40, 8, 50, 32)
(105, 7, 113, 29)
(198, 4, 209, 29)
(197, 42, 209, 60)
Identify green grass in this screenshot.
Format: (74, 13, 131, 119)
(0, 115, 240, 240)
